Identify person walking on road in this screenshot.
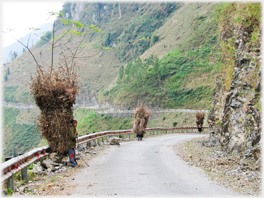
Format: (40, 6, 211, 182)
(136, 133, 144, 141)
(68, 120, 78, 167)
(198, 123, 203, 133)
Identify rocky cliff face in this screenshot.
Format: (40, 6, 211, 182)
(208, 27, 261, 170)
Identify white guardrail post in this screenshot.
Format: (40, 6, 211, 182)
(107, 135, 109, 143)
(18, 153, 29, 183)
(7, 175, 14, 191)
(86, 133, 91, 147)
(21, 167, 28, 183)
(122, 134, 126, 141)
(5, 157, 14, 191)
(98, 137, 101, 146)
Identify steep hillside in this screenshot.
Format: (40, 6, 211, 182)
(100, 2, 220, 109)
(3, 107, 41, 156)
(207, 3, 261, 170)
(2, 2, 179, 105)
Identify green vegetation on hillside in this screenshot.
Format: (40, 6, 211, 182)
(59, 2, 180, 62)
(3, 66, 10, 81)
(4, 3, 180, 104)
(19, 92, 34, 103)
(214, 2, 261, 90)
(100, 9, 221, 109)
(35, 31, 52, 48)
(3, 86, 34, 103)
(74, 108, 133, 134)
(4, 86, 18, 103)
(10, 51, 18, 62)
(3, 107, 41, 157)
(2, 105, 207, 156)
(74, 108, 208, 134)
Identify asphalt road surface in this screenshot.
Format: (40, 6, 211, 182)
(61, 134, 242, 196)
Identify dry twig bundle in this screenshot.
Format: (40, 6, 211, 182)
(196, 112, 205, 127)
(11, 16, 102, 155)
(132, 105, 151, 135)
(30, 60, 78, 154)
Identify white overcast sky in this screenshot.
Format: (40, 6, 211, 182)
(1, 0, 65, 48)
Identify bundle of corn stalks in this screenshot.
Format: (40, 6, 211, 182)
(11, 16, 102, 155)
(132, 105, 151, 135)
(196, 112, 205, 127)
(30, 60, 78, 154)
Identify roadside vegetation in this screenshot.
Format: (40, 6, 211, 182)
(74, 108, 133, 134)
(99, 4, 221, 109)
(2, 2, 260, 160)
(214, 2, 261, 90)
(3, 107, 41, 157)
(66, 2, 180, 62)
(3, 105, 205, 156)
(103, 42, 220, 109)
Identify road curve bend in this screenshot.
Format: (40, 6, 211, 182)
(61, 134, 242, 196)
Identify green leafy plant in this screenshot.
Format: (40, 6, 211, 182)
(6, 187, 13, 196)
(28, 171, 36, 181)
(27, 163, 34, 170)
(3, 107, 40, 157)
(213, 2, 261, 91)
(4, 72, 8, 81)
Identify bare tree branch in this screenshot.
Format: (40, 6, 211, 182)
(50, 23, 55, 77)
(27, 32, 32, 48)
(70, 30, 89, 69)
(5, 32, 44, 75)
(53, 24, 74, 46)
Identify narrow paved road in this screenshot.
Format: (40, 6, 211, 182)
(60, 134, 241, 196)
(3, 102, 208, 113)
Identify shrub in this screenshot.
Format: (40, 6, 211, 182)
(152, 35, 159, 44)
(4, 86, 18, 103)
(35, 31, 52, 48)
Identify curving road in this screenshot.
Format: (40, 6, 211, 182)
(60, 134, 242, 196)
(3, 102, 208, 113)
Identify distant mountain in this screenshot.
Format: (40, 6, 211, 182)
(3, 2, 220, 110)
(2, 22, 53, 65)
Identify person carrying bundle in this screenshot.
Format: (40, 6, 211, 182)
(132, 105, 151, 141)
(136, 133, 144, 141)
(196, 112, 205, 133)
(198, 123, 203, 132)
(68, 120, 78, 167)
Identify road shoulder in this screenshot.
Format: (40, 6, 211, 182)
(174, 136, 261, 196)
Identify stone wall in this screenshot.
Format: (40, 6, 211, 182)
(207, 27, 261, 169)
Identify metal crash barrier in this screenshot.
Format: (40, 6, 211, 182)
(2, 126, 208, 188)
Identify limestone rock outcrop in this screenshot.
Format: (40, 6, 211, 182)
(207, 27, 261, 170)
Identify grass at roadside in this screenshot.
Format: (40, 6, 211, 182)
(3, 105, 209, 157)
(148, 111, 208, 128)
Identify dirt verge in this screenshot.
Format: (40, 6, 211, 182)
(174, 136, 262, 196)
